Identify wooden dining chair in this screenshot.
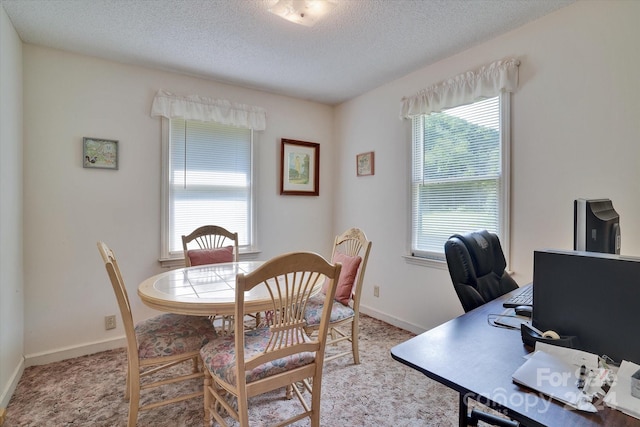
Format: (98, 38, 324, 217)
(200, 251, 342, 427)
(182, 225, 256, 332)
(97, 242, 218, 427)
(181, 225, 239, 267)
(304, 227, 372, 364)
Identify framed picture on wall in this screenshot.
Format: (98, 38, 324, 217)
(280, 139, 320, 196)
(83, 137, 119, 170)
(356, 151, 374, 176)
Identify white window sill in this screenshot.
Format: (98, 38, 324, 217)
(402, 254, 448, 270)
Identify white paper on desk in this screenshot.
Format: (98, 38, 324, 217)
(512, 351, 597, 412)
(532, 343, 605, 400)
(604, 360, 640, 420)
(534, 341, 599, 370)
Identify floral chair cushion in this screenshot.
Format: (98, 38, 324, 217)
(200, 327, 315, 386)
(303, 293, 355, 327)
(136, 313, 217, 359)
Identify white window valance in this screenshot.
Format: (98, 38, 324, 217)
(151, 89, 267, 131)
(400, 58, 520, 119)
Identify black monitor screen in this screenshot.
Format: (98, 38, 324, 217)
(533, 249, 640, 363)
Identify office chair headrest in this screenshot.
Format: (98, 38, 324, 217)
(451, 231, 507, 277)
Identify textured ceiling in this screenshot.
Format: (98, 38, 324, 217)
(1, 0, 575, 105)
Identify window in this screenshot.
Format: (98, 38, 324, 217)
(411, 93, 510, 260)
(161, 118, 254, 260)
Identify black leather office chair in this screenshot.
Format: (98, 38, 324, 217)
(445, 230, 520, 427)
(444, 230, 519, 313)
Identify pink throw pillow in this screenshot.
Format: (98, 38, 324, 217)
(187, 246, 233, 266)
(323, 252, 362, 305)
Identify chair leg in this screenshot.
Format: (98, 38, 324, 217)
(237, 392, 250, 426)
(285, 384, 294, 400)
(203, 370, 212, 426)
(124, 366, 131, 400)
(223, 315, 233, 335)
(124, 354, 132, 400)
(352, 318, 360, 364)
(309, 378, 321, 427)
(128, 370, 140, 427)
(254, 311, 261, 327)
(128, 398, 138, 427)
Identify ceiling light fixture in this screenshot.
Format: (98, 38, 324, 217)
(268, 0, 337, 27)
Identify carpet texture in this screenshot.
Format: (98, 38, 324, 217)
(5, 315, 461, 426)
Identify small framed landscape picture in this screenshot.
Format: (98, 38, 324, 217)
(83, 137, 118, 170)
(356, 151, 374, 176)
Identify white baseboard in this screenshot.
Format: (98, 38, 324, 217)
(24, 335, 127, 368)
(359, 304, 426, 335)
(0, 358, 24, 409)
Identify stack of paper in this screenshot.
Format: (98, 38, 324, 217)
(604, 360, 640, 420)
(534, 342, 599, 369)
(512, 350, 597, 412)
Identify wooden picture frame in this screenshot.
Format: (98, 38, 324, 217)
(83, 137, 118, 170)
(356, 151, 374, 176)
(280, 139, 320, 196)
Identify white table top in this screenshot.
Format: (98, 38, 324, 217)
(138, 261, 270, 316)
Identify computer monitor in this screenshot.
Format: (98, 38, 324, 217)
(533, 249, 640, 363)
(574, 198, 621, 254)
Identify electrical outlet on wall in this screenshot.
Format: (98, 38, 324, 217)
(105, 315, 116, 330)
(373, 285, 380, 297)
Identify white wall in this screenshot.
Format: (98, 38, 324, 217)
(22, 45, 335, 363)
(0, 5, 24, 408)
(336, 0, 640, 332)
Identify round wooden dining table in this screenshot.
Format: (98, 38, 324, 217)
(138, 260, 325, 317)
(138, 261, 270, 316)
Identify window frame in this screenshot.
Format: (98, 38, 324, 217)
(159, 117, 257, 263)
(409, 92, 511, 264)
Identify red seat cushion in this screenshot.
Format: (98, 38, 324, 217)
(323, 252, 362, 305)
(187, 246, 233, 265)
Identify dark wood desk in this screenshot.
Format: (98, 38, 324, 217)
(390, 285, 640, 427)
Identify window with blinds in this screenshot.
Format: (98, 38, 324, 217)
(411, 94, 510, 260)
(161, 118, 254, 259)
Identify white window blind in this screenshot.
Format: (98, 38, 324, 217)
(162, 118, 253, 258)
(411, 95, 509, 259)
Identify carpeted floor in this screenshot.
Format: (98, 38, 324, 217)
(4, 315, 461, 426)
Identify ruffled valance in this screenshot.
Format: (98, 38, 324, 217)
(400, 58, 520, 119)
(151, 89, 267, 131)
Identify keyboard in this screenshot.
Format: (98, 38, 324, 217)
(502, 286, 533, 308)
